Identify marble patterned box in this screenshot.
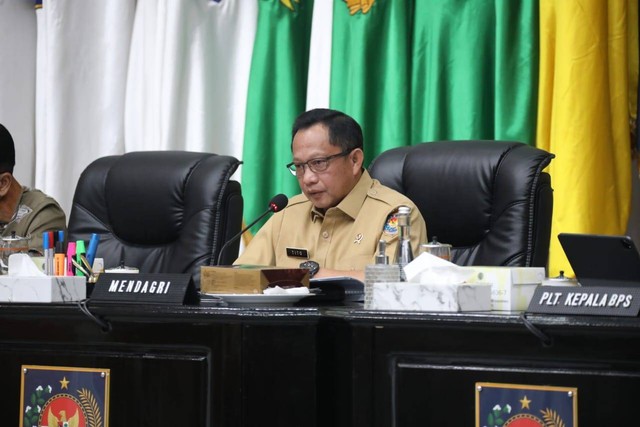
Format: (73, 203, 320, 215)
(369, 282, 492, 312)
(0, 276, 86, 303)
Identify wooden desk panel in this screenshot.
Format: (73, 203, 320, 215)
(319, 310, 640, 427)
(2, 303, 640, 426)
(0, 303, 320, 427)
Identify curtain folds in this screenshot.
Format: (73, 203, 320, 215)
(11, 0, 636, 274)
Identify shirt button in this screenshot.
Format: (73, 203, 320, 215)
(322, 231, 329, 239)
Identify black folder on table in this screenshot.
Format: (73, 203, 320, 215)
(306, 276, 364, 304)
(558, 233, 640, 287)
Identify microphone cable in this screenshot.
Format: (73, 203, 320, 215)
(216, 193, 289, 266)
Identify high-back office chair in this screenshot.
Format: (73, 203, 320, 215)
(67, 151, 243, 285)
(368, 141, 554, 267)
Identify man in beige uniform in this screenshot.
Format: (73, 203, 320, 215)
(0, 124, 66, 252)
(235, 109, 426, 281)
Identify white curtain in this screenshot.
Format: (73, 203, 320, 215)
(124, 0, 257, 162)
(305, 0, 333, 110)
(35, 0, 136, 215)
(0, 1, 37, 187)
(10, 0, 258, 217)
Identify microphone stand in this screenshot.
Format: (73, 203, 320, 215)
(216, 208, 274, 266)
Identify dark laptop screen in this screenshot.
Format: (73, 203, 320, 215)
(558, 233, 640, 287)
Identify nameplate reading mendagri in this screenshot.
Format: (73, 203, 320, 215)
(527, 285, 640, 317)
(91, 273, 197, 305)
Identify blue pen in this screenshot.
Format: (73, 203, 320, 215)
(43, 232, 50, 275)
(57, 230, 65, 248)
(85, 233, 100, 268)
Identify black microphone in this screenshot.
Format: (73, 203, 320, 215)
(216, 193, 289, 266)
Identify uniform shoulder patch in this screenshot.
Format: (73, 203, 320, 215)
(383, 212, 399, 236)
(15, 204, 33, 223)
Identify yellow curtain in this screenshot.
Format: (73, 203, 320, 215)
(537, 0, 638, 276)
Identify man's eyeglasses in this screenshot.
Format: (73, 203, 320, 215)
(286, 149, 352, 176)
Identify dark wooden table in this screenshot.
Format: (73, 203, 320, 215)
(318, 309, 640, 427)
(0, 302, 321, 427)
(1, 302, 639, 426)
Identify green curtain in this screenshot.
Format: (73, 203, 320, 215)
(242, 0, 538, 235)
(329, 0, 414, 167)
(410, 0, 538, 145)
(242, 0, 314, 233)
(329, 0, 538, 167)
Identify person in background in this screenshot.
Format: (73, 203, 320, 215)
(235, 108, 427, 281)
(0, 123, 66, 252)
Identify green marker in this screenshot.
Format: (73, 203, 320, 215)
(75, 240, 86, 276)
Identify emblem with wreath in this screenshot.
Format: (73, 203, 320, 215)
(485, 403, 566, 427)
(24, 383, 103, 427)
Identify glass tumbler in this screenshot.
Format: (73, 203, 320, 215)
(0, 232, 31, 274)
(419, 236, 452, 262)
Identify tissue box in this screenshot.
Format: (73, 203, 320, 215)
(0, 276, 86, 302)
(200, 265, 309, 294)
(465, 266, 545, 311)
(369, 282, 492, 312)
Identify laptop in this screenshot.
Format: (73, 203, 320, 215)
(558, 233, 640, 287)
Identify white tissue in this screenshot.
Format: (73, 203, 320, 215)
(8, 253, 46, 277)
(263, 286, 310, 295)
(404, 252, 475, 285)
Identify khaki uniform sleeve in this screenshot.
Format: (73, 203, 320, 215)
(6, 200, 66, 253)
(26, 204, 67, 251)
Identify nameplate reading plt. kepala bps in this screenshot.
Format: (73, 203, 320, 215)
(527, 285, 640, 317)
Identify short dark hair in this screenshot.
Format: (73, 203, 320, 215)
(0, 124, 15, 174)
(291, 108, 363, 152)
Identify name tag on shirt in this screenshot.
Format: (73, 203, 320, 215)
(286, 247, 309, 259)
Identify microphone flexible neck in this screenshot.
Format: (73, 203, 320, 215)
(215, 208, 272, 266)
(216, 193, 288, 266)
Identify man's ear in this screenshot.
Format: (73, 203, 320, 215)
(0, 173, 12, 197)
(350, 148, 364, 172)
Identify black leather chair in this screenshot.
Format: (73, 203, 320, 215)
(369, 141, 554, 268)
(67, 151, 243, 285)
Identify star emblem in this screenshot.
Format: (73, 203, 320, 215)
(520, 395, 531, 409)
(59, 376, 69, 390)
